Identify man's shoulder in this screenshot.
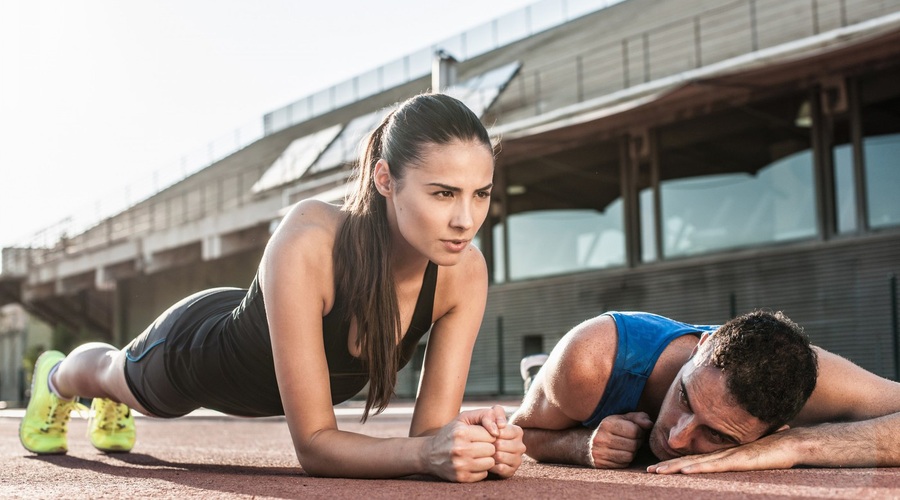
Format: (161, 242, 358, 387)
(557, 314, 619, 369)
(542, 315, 619, 421)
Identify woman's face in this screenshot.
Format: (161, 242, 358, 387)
(378, 140, 494, 267)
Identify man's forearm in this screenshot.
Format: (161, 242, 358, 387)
(649, 411, 900, 474)
(521, 427, 593, 466)
(793, 411, 900, 468)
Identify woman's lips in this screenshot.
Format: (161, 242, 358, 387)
(441, 239, 469, 252)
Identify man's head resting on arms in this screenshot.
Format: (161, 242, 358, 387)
(649, 310, 818, 460)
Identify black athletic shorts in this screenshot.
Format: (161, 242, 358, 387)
(122, 288, 240, 418)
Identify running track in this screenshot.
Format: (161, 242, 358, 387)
(2, 402, 898, 499)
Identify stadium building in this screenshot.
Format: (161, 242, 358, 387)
(2, 0, 899, 402)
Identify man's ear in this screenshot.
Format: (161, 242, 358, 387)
(373, 159, 393, 197)
(689, 332, 712, 359)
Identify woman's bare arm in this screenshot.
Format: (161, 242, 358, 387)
(261, 202, 498, 481)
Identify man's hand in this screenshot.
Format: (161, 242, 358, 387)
(590, 412, 654, 468)
(647, 431, 797, 474)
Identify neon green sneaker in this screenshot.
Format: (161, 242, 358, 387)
(88, 397, 135, 452)
(19, 350, 76, 454)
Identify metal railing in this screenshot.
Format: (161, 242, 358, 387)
(495, 0, 897, 122)
(261, 0, 627, 135)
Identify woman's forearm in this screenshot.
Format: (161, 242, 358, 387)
(297, 429, 430, 478)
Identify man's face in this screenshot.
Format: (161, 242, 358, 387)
(648, 355, 772, 460)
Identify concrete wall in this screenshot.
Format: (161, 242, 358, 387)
(116, 247, 264, 344)
(0, 305, 52, 405)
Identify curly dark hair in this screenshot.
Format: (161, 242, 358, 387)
(703, 310, 818, 430)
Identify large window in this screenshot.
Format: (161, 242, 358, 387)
(494, 204, 624, 281)
(653, 94, 817, 258)
(493, 141, 624, 282)
(860, 70, 900, 230)
(486, 69, 900, 281)
(864, 134, 900, 229)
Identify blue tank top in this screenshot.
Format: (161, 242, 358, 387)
(582, 312, 718, 428)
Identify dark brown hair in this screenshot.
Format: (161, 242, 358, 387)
(333, 93, 492, 420)
(704, 310, 818, 430)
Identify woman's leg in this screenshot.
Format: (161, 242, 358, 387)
(52, 342, 152, 415)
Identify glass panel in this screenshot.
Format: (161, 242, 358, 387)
(310, 89, 332, 117)
(496, 9, 530, 46)
(860, 69, 900, 230)
(382, 58, 408, 90)
(530, 0, 567, 33)
(289, 99, 311, 125)
(310, 109, 390, 173)
(828, 114, 857, 234)
(661, 154, 815, 257)
(492, 222, 506, 282)
(357, 69, 381, 99)
(658, 93, 816, 258)
(567, 0, 607, 19)
(445, 62, 520, 117)
(503, 207, 625, 280)
(864, 134, 900, 229)
(466, 22, 496, 59)
(265, 108, 289, 135)
(833, 143, 856, 234)
(407, 48, 433, 79)
(253, 124, 343, 193)
(497, 140, 623, 281)
(640, 187, 657, 262)
(333, 80, 357, 109)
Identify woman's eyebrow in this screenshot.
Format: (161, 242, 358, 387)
(426, 182, 494, 192)
(426, 182, 461, 192)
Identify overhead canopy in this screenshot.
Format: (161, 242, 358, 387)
(256, 61, 521, 199)
(251, 124, 342, 193)
(443, 61, 521, 118)
(307, 108, 393, 175)
(308, 61, 522, 175)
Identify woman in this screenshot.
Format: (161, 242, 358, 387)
(20, 93, 525, 482)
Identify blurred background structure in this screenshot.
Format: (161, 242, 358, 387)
(2, 0, 899, 405)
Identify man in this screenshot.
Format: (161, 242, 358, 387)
(509, 310, 900, 473)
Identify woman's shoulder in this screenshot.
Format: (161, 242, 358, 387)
(265, 200, 344, 263)
(283, 199, 343, 227)
(275, 200, 345, 241)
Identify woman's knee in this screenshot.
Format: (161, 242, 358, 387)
(107, 348, 152, 414)
(67, 341, 118, 356)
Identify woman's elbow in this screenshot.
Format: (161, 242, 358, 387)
(292, 431, 337, 477)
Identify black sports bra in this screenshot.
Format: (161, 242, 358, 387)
(168, 261, 438, 417)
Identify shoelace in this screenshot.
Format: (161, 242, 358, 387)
(41, 399, 76, 435)
(89, 400, 127, 432)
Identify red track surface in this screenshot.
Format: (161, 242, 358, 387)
(3, 405, 899, 499)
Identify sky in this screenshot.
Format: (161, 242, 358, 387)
(0, 0, 539, 249)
